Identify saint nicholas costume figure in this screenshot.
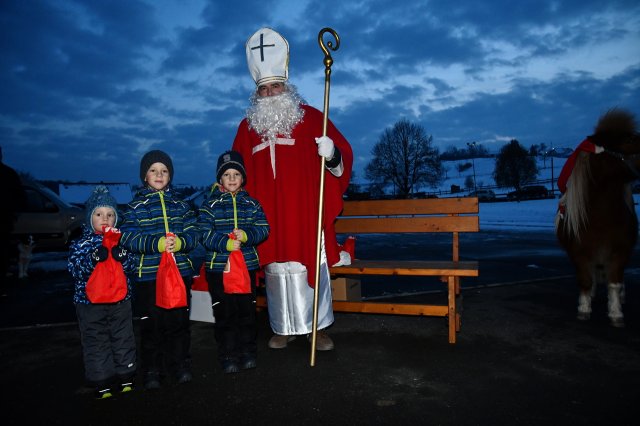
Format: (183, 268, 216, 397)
(232, 27, 353, 351)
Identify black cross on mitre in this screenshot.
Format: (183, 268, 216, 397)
(250, 32, 276, 62)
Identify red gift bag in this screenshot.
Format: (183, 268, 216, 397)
(223, 233, 251, 294)
(156, 248, 187, 309)
(86, 228, 127, 304)
(191, 262, 208, 292)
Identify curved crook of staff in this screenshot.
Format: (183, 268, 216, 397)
(311, 27, 340, 367)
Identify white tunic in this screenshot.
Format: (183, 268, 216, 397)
(264, 254, 334, 335)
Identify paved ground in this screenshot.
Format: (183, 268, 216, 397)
(1, 271, 639, 425)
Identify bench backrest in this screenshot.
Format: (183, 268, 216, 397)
(335, 197, 479, 261)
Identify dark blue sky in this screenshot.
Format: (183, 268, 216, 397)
(1, 0, 638, 186)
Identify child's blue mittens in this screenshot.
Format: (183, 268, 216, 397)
(91, 246, 109, 264)
(111, 245, 127, 262)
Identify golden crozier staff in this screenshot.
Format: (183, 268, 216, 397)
(311, 27, 340, 366)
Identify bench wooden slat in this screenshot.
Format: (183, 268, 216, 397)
(256, 297, 450, 317)
(331, 301, 449, 316)
(340, 197, 478, 216)
(329, 260, 479, 277)
(334, 216, 479, 234)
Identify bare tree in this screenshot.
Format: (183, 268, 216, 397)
(464, 175, 475, 191)
(493, 139, 538, 190)
(456, 162, 472, 176)
(345, 170, 362, 198)
(365, 119, 443, 198)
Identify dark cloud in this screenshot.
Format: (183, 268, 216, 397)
(161, 26, 219, 72)
(423, 65, 640, 151)
(160, 0, 269, 74)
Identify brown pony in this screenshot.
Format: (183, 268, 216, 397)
(556, 109, 640, 327)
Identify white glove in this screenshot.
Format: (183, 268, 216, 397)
(315, 136, 335, 159)
(332, 250, 352, 267)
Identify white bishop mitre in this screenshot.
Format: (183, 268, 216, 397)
(245, 28, 289, 86)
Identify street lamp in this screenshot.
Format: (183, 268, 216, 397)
(466, 141, 477, 193)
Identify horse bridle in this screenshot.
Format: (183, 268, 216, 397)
(603, 147, 640, 179)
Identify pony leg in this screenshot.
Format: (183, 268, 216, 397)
(577, 291, 592, 321)
(607, 282, 624, 328)
(576, 267, 596, 321)
(590, 274, 597, 298)
(18, 260, 26, 279)
(607, 258, 628, 327)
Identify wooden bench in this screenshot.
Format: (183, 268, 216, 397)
(328, 197, 479, 344)
(255, 197, 479, 343)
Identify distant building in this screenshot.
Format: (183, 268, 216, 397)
(59, 182, 133, 207)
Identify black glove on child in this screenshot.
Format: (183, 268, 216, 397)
(91, 246, 109, 264)
(111, 245, 127, 263)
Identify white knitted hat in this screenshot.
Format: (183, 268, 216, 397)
(245, 27, 289, 86)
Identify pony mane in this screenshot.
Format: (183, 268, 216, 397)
(556, 152, 591, 240)
(592, 108, 638, 149)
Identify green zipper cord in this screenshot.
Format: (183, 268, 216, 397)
(232, 192, 238, 229)
(210, 191, 238, 269)
(139, 191, 169, 278)
(159, 191, 170, 235)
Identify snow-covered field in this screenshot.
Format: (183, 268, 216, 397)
(480, 195, 640, 232)
(479, 198, 559, 231)
(437, 156, 562, 198)
(435, 157, 640, 232)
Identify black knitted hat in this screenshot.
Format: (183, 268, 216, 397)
(216, 150, 247, 185)
(85, 185, 118, 229)
(140, 150, 173, 183)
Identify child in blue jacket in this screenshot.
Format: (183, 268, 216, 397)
(198, 151, 269, 373)
(68, 185, 136, 399)
(119, 150, 199, 390)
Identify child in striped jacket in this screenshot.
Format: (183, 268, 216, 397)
(119, 150, 199, 390)
(198, 150, 269, 373)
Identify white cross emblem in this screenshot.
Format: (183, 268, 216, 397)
(252, 137, 295, 178)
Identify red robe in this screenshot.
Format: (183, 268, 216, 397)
(557, 138, 603, 193)
(232, 105, 353, 287)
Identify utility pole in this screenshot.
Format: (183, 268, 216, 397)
(467, 141, 477, 193)
(545, 145, 556, 197)
(550, 146, 555, 197)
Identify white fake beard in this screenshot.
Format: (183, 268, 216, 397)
(247, 87, 305, 143)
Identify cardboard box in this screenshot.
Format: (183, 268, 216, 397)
(331, 278, 361, 301)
